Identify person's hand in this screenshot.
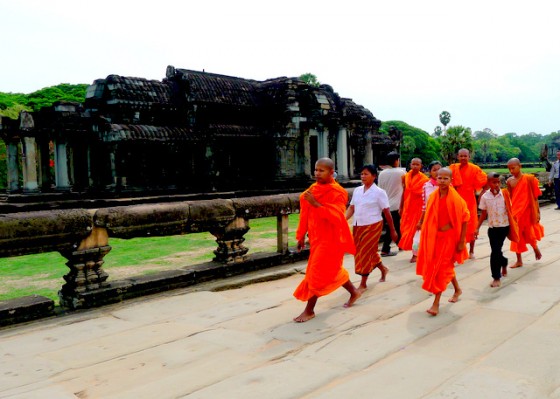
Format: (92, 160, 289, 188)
(391, 230, 399, 243)
(474, 229, 479, 239)
(297, 238, 305, 251)
(456, 241, 465, 252)
(303, 191, 320, 207)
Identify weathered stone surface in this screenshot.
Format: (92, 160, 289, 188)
(94, 202, 190, 238)
(0, 209, 93, 257)
(232, 193, 298, 219)
(186, 198, 235, 232)
(0, 295, 54, 326)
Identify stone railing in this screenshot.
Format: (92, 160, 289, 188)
(1, 191, 343, 325)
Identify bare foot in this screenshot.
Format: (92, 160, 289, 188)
(410, 255, 417, 263)
(448, 289, 462, 303)
(426, 305, 439, 316)
(501, 266, 507, 277)
(293, 311, 315, 323)
(357, 285, 367, 294)
(510, 261, 523, 268)
(534, 247, 542, 260)
(469, 252, 476, 260)
(490, 279, 501, 288)
(344, 290, 362, 308)
(379, 265, 389, 282)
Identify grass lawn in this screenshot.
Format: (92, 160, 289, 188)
(481, 167, 544, 174)
(0, 214, 300, 302)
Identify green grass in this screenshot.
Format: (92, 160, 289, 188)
(0, 214, 300, 302)
(481, 167, 544, 174)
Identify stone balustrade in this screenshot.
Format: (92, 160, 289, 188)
(0, 192, 317, 319)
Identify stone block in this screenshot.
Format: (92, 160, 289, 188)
(0, 295, 55, 326)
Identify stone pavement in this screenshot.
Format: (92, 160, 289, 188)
(1, 204, 560, 399)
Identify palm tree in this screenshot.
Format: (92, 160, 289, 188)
(439, 111, 451, 133)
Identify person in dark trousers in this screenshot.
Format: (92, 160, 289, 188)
(378, 151, 405, 256)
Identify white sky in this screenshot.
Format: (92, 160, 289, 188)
(2, 0, 559, 135)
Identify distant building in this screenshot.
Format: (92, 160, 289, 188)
(0, 66, 400, 196)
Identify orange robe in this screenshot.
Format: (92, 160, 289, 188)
(508, 174, 544, 253)
(450, 162, 487, 243)
(398, 170, 429, 250)
(416, 186, 470, 294)
(293, 181, 355, 301)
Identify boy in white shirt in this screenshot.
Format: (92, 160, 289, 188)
(475, 172, 510, 287)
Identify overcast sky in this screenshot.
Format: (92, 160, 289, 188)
(2, 0, 559, 135)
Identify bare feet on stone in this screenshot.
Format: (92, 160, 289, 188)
(490, 279, 501, 288)
(534, 247, 542, 260)
(501, 266, 508, 277)
(293, 311, 315, 323)
(510, 261, 523, 268)
(448, 289, 462, 303)
(379, 265, 389, 282)
(344, 290, 362, 308)
(426, 304, 439, 316)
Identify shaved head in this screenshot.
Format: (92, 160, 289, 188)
(507, 158, 521, 166)
(316, 157, 335, 170)
(458, 148, 470, 156)
(438, 167, 452, 177)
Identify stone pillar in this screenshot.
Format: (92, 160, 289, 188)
(37, 140, 52, 190)
(54, 139, 71, 190)
(337, 127, 349, 179)
(109, 145, 117, 186)
(21, 137, 39, 193)
(365, 132, 374, 165)
(275, 137, 298, 179)
(210, 217, 250, 264)
(6, 141, 20, 193)
(318, 130, 328, 159)
(277, 213, 289, 254)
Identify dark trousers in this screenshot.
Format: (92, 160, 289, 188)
(554, 178, 560, 208)
(488, 226, 509, 280)
(381, 210, 401, 253)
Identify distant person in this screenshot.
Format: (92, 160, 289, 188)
(549, 149, 560, 210)
(417, 168, 469, 316)
(415, 160, 442, 261)
(378, 151, 405, 256)
(398, 157, 429, 262)
(475, 172, 518, 287)
(293, 157, 361, 322)
(506, 158, 544, 268)
(449, 148, 488, 259)
(346, 164, 398, 292)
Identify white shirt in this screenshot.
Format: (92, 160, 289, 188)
(422, 179, 438, 210)
(378, 167, 405, 211)
(350, 184, 390, 226)
(478, 190, 509, 228)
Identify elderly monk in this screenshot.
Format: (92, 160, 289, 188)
(293, 157, 361, 322)
(449, 148, 487, 259)
(398, 157, 429, 262)
(506, 158, 544, 268)
(417, 168, 469, 316)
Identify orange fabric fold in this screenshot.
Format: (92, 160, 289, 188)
(449, 163, 487, 242)
(293, 182, 355, 301)
(416, 186, 470, 294)
(398, 171, 429, 250)
(509, 175, 544, 253)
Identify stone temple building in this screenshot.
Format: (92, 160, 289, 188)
(0, 66, 401, 197)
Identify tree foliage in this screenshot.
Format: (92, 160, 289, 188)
(0, 83, 88, 118)
(438, 125, 473, 165)
(380, 120, 441, 166)
(299, 73, 320, 87)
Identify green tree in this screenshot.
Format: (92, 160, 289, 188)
(438, 125, 473, 165)
(439, 111, 451, 129)
(380, 120, 441, 165)
(299, 73, 320, 87)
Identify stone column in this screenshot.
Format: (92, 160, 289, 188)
(318, 130, 329, 159)
(277, 213, 289, 254)
(37, 140, 52, 190)
(336, 127, 349, 179)
(6, 141, 20, 193)
(54, 139, 71, 190)
(365, 132, 374, 165)
(21, 137, 39, 193)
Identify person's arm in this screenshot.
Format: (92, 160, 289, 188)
(457, 221, 468, 252)
(345, 204, 355, 220)
(416, 210, 425, 231)
(382, 207, 399, 243)
(474, 210, 487, 240)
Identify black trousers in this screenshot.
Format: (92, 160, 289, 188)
(488, 226, 509, 280)
(381, 210, 401, 253)
(554, 178, 560, 208)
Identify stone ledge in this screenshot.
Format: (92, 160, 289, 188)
(0, 295, 55, 327)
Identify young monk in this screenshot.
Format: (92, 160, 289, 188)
(398, 158, 429, 262)
(415, 160, 442, 260)
(293, 157, 361, 322)
(346, 164, 398, 293)
(417, 167, 469, 316)
(449, 148, 487, 259)
(475, 172, 515, 287)
(506, 158, 544, 268)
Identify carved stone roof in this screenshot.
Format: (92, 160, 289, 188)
(100, 124, 197, 142)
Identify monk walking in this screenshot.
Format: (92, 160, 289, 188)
(449, 148, 487, 259)
(293, 158, 361, 322)
(506, 158, 544, 268)
(398, 158, 429, 262)
(417, 168, 469, 316)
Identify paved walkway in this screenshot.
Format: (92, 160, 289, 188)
(1, 204, 560, 399)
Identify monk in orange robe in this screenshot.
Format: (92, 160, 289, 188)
(417, 167, 469, 316)
(506, 158, 544, 268)
(449, 148, 487, 258)
(293, 157, 361, 322)
(398, 157, 429, 262)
